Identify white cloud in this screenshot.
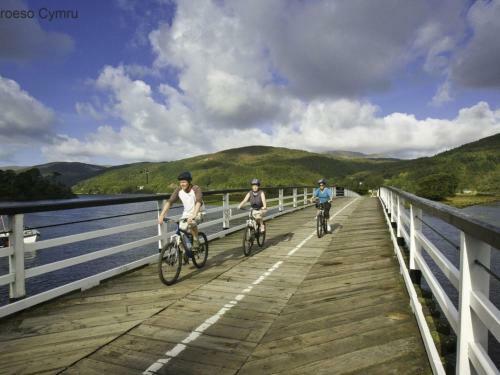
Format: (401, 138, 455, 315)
(0, 75, 55, 162)
(451, 0, 500, 88)
(45, 0, 500, 164)
(75, 102, 104, 120)
(431, 81, 453, 107)
(0, 75, 54, 137)
(47, 65, 500, 161)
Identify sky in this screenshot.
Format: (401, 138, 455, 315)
(0, 0, 499, 166)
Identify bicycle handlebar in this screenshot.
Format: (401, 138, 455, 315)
(162, 217, 188, 223)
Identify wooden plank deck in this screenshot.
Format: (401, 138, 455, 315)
(0, 197, 431, 374)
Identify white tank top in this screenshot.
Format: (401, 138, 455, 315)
(179, 189, 196, 219)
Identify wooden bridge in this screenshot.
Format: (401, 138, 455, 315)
(0, 187, 498, 374)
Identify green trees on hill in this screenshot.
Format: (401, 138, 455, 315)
(2, 133, 498, 203)
(416, 173, 459, 200)
(0, 168, 75, 201)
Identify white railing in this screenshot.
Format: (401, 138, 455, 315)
(0, 185, 356, 318)
(379, 186, 500, 375)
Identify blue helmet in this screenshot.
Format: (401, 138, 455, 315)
(251, 178, 261, 186)
(318, 178, 327, 185)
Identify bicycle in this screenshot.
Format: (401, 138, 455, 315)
(241, 208, 266, 256)
(316, 202, 329, 238)
(158, 218, 208, 285)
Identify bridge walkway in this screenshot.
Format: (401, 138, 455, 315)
(0, 197, 430, 374)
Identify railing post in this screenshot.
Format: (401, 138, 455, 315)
(303, 188, 307, 205)
(388, 191, 393, 217)
(390, 191, 397, 228)
(278, 189, 284, 212)
(396, 195, 404, 245)
(157, 199, 167, 250)
(9, 214, 26, 300)
(409, 203, 422, 284)
(333, 186, 337, 197)
(292, 188, 297, 208)
(222, 193, 230, 229)
(456, 232, 491, 374)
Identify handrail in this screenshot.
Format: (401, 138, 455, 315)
(379, 186, 500, 375)
(0, 185, 357, 319)
(0, 186, 316, 215)
(384, 186, 500, 250)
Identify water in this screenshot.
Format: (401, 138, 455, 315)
(0, 195, 285, 305)
(417, 201, 500, 367)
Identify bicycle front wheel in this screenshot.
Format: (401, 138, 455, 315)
(316, 214, 324, 238)
(158, 243, 181, 285)
(243, 227, 254, 256)
(192, 232, 208, 268)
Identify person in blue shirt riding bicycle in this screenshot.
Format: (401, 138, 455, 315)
(310, 178, 333, 232)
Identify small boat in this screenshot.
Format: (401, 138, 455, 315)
(0, 216, 40, 247)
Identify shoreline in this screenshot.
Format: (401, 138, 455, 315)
(443, 195, 500, 208)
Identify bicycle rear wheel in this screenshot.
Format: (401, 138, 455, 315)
(158, 243, 181, 285)
(243, 227, 254, 256)
(192, 232, 208, 268)
(256, 224, 266, 247)
(316, 214, 324, 238)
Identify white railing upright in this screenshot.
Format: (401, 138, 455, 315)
(379, 186, 500, 375)
(2, 185, 358, 318)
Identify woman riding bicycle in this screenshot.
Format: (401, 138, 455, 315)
(238, 178, 267, 232)
(311, 178, 333, 232)
(158, 171, 203, 251)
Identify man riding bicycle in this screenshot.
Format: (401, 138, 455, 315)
(158, 171, 203, 253)
(238, 178, 267, 232)
(310, 178, 333, 232)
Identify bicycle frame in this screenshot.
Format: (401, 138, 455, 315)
(246, 209, 259, 230)
(166, 219, 193, 249)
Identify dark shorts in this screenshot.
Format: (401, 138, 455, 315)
(316, 202, 331, 218)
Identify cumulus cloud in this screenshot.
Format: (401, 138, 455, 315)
(0, 75, 54, 136)
(0, 0, 74, 62)
(45, 0, 500, 164)
(272, 100, 500, 158)
(0, 75, 55, 161)
(431, 81, 453, 106)
(150, 0, 433, 100)
(46, 65, 500, 162)
(451, 0, 500, 88)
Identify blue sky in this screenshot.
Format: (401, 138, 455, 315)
(1, 0, 499, 165)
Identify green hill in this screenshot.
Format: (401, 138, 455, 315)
(384, 133, 500, 196)
(67, 132, 500, 204)
(0, 162, 108, 187)
(72, 146, 392, 194)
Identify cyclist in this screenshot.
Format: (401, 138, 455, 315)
(158, 171, 203, 255)
(238, 178, 267, 232)
(310, 178, 333, 232)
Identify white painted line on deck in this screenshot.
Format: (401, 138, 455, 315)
(143, 198, 359, 374)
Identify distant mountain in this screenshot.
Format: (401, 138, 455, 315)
(72, 146, 387, 194)
(326, 150, 398, 160)
(3, 133, 499, 201)
(0, 162, 108, 187)
(73, 134, 500, 198)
